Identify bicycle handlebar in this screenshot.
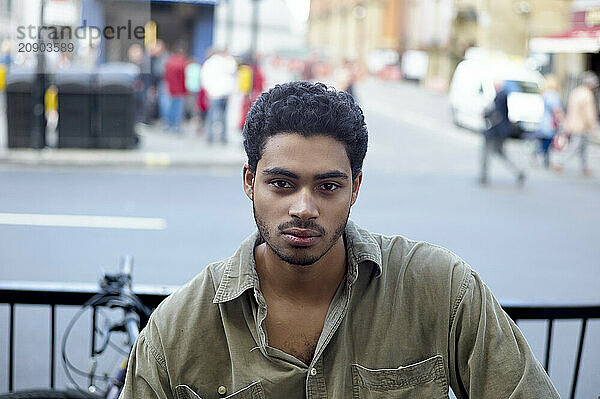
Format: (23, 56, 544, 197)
(59, 256, 151, 398)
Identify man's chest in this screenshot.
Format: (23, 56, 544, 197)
(263, 303, 330, 365)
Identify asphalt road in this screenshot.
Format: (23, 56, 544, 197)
(1, 79, 599, 397)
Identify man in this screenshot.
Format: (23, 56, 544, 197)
(127, 43, 152, 124)
(556, 71, 599, 176)
(201, 48, 237, 143)
(164, 44, 188, 132)
(480, 80, 526, 186)
(121, 82, 559, 398)
(534, 75, 563, 169)
(149, 39, 170, 124)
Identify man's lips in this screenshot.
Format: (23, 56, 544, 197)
(282, 228, 321, 237)
(281, 228, 322, 246)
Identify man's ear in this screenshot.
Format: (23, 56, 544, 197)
(350, 171, 363, 206)
(242, 164, 255, 201)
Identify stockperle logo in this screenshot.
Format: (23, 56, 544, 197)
(17, 20, 146, 45)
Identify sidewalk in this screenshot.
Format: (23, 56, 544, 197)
(0, 120, 247, 168)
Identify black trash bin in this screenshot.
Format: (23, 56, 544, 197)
(56, 68, 95, 148)
(6, 67, 43, 148)
(96, 63, 139, 149)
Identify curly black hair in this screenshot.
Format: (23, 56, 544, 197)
(242, 81, 368, 178)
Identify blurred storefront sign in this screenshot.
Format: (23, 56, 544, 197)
(530, 3, 600, 54)
(530, 28, 600, 53)
(528, 1, 600, 104)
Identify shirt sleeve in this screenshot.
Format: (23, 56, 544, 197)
(448, 268, 560, 398)
(119, 321, 174, 399)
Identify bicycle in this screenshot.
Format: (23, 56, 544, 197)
(0, 256, 153, 399)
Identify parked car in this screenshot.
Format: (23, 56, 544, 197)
(449, 58, 545, 137)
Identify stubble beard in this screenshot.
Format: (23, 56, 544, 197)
(252, 202, 349, 267)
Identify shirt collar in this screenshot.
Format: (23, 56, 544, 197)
(213, 219, 382, 304)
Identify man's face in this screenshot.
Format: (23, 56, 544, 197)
(243, 133, 362, 266)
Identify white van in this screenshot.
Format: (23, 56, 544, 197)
(401, 50, 428, 82)
(448, 59, 545, 135)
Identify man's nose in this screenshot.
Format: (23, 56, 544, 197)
(289, 188, 319, 220)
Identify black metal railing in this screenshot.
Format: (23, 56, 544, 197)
(0, 280, 176, 392)
(1, 282, 599, 399)
(503, 302, 600, 399)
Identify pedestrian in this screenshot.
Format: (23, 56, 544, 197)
(127, 43, 152, 124)
(238, 54, 265, 130)
(302, 50, 319, 81)
(184, 60, 205, 133)
(164, 44, 189, 133)
(480, 80, 526, 186)
(201, 48, 237, 144)
(554, 71, 598, 176)
(149, 39, 169, 125)
(533, 75, 564, 168)
(121, 81, 559, 399)
(195, 86, 210, 134)
(335, 59, 357, 99)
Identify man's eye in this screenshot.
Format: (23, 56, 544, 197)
(271, 180, 292, 189)
(319, 183, 340, 192)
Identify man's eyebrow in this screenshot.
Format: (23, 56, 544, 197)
(314, 170, 349, 180)
(261, 168, 349, 180)
(262, 168, 299, 179)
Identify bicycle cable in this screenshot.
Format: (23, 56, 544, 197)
(61, 293, 134, 395)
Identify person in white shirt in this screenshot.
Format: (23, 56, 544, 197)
(200, 49, 237, 143)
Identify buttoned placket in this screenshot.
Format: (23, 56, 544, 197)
(251, 271, 272, 360)
(304, 269, 354, 399)
(247, 233, 364, 398)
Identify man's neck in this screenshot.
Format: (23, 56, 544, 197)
(254, 236, 347, 306)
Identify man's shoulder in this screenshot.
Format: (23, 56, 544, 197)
(149, 259, 230, 329)
(367, 229, 472, 292)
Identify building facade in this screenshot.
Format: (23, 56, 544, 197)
(308, 0, 573, 90)
(530, 0, 600, 96)
(409, 0, 572, 89)
(82, 0, 217, 64)
(212, 0, 308, 58)
(1, 0, 216, 68)
(308, 0, 408, 64)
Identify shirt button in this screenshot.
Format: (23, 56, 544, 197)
(217, 386, 227, 395)
(310, 368, 317, 376)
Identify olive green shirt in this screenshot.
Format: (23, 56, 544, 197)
(120, 220, 559, 399)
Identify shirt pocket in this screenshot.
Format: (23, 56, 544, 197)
(351, 355, 448, 399)
(175, 381, 265, 399)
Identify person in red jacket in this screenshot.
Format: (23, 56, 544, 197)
(164, 44, 188, 132)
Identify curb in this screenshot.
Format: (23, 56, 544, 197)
(0, 149, 247, 168)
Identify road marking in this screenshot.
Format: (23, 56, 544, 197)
(0, 212, 167, 230)
(145, 153, 171, 167)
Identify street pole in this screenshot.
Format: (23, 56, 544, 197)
(250, 0, 259, 58)
(31, 0, 47, 149)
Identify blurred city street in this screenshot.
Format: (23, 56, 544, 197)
(2, 77, 600, 396)
(2, 77, 600, 300)
(1, 0, 600, 396)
